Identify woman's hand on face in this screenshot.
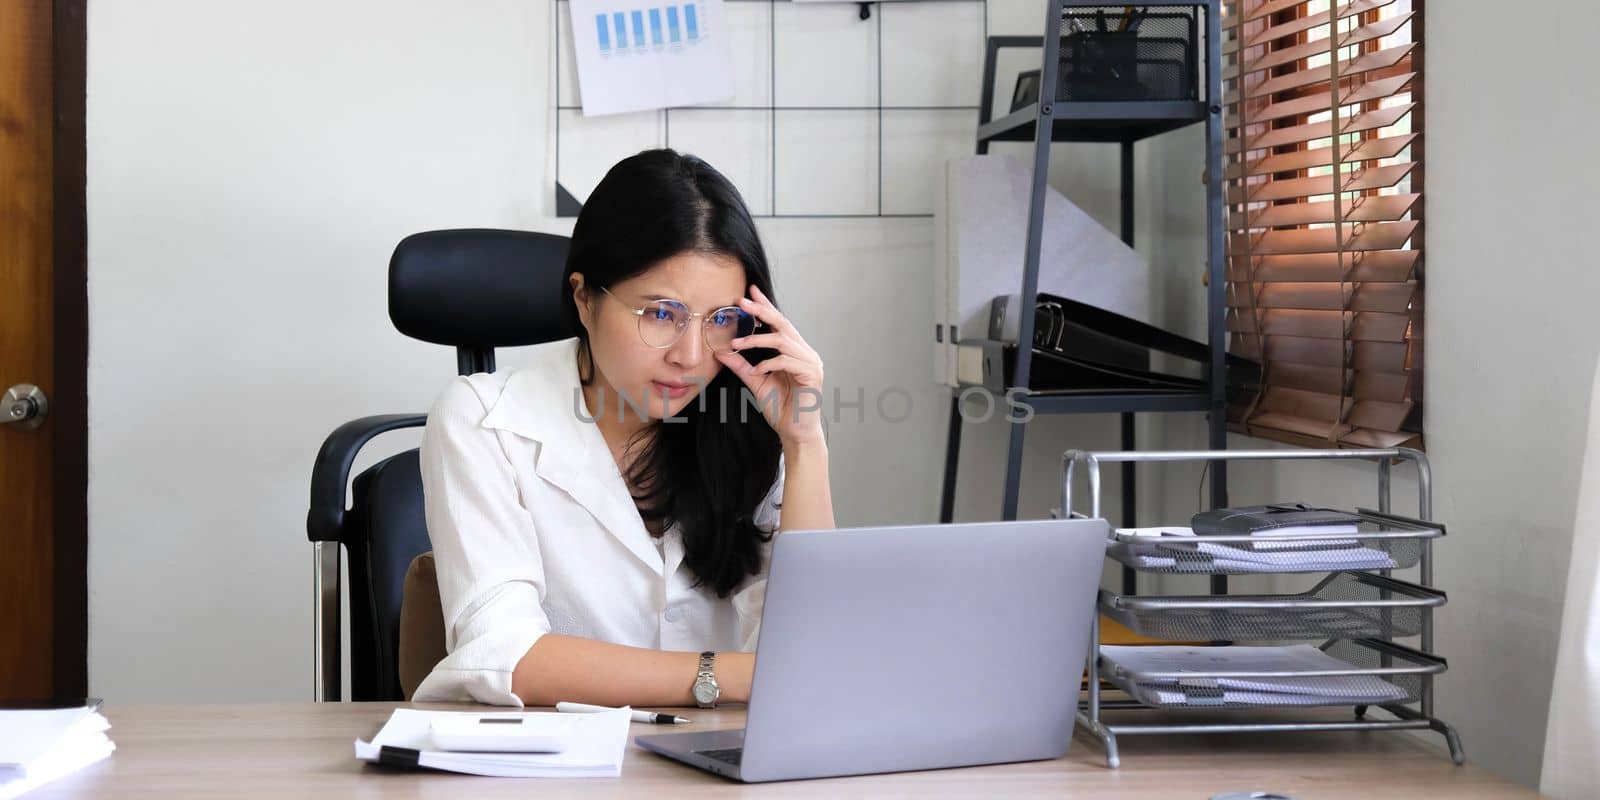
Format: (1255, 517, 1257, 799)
(714, 285, 826, 448)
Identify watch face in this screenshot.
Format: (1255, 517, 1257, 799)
(693, 681, 718, 705)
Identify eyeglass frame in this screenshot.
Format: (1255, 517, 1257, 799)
(598, 286, 764, 353)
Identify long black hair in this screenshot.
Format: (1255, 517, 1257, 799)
(562, 149, 783, 598)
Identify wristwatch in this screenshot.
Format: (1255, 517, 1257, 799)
(692, 651, 720, 708)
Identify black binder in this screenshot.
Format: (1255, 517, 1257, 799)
(970, 292, 1258, 393)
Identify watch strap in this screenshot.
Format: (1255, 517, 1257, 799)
(694, 651, 719, 708)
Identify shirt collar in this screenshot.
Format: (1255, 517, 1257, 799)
(478, 336, 593, 461)
(477, 336, 666, 576)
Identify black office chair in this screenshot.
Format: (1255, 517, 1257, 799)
(305, 228, 574, 701)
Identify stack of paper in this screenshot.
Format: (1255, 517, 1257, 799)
(1102, 644, 1410, 707)
(355, 708, 631, 778)
(1117, 526, 1397, 572)
(0, 704, 116, 799)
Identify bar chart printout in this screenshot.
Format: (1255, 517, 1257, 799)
(569, 0, 733, 115)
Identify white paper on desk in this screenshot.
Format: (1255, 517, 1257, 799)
(567, 0, 734, 116)
(354, 708, 631, 778)
(0, 707, 110, 776)
(0, 708, 115, 800)
(0, 739, 115, 800)
(1103, 645, 1409, 704)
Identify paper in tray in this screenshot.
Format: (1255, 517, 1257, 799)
(1102, 644, 1414, 708)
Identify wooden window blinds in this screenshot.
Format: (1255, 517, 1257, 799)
(1222, 0, 1423, 449)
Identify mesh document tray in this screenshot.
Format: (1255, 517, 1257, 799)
(1099, 572, 1446, 641)
(1105, 509, 1443, 576)
(1100, 638, 1445, 710)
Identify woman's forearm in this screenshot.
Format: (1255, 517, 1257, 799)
(511, 634, 754, 707)
(508, 442, 826, 708)
(779, 437, 834, 533)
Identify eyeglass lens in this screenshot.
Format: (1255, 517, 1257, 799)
(637, 300, 758, 353)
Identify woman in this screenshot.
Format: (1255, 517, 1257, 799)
(412, 149, 834, 708)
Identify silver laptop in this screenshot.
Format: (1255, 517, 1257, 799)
(635, 518, 1107, 782)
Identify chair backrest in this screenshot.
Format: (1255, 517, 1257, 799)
(398, 552, 446, 699)
(308, 228, 573, 701)
(390, 227, 577, 374)
(346, 450, 429, 700)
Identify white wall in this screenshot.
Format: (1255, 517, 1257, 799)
(87, 0, 555, 701)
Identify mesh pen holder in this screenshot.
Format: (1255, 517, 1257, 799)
(1058, 6, 1198, 101)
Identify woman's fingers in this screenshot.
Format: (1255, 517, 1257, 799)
(730, 332, 786, 350)
(715, 342, 826, 441)
(739, 286, 793, 336)
(715, 349, 812, 383)
(741, 286, 823, 353)
(750, 353, 819, 382)
(714, 350, 770, 390)
(730, 332, 818, 363)
(714, 351, 788, 416)
(738, 298, 786, 334)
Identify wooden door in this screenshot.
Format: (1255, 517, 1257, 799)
(0, 0, 87, 702)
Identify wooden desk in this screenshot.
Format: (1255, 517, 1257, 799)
(30, 702, 1534, 799)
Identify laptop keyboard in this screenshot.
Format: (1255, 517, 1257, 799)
(695, 747, 744, 767)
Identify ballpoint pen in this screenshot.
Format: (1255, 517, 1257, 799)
(555, 701, 692, 725)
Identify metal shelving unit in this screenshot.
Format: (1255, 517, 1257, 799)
(1061, 447, 1465, 768)
(938, 2, 1230, 598)
(977, 100, 1209, 144)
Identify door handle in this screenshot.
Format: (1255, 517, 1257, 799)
(3, 384, 48, 431)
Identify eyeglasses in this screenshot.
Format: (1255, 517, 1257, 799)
(600, 287, 763, 355)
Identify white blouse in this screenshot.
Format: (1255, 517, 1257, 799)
(411, 337, 783, 707)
